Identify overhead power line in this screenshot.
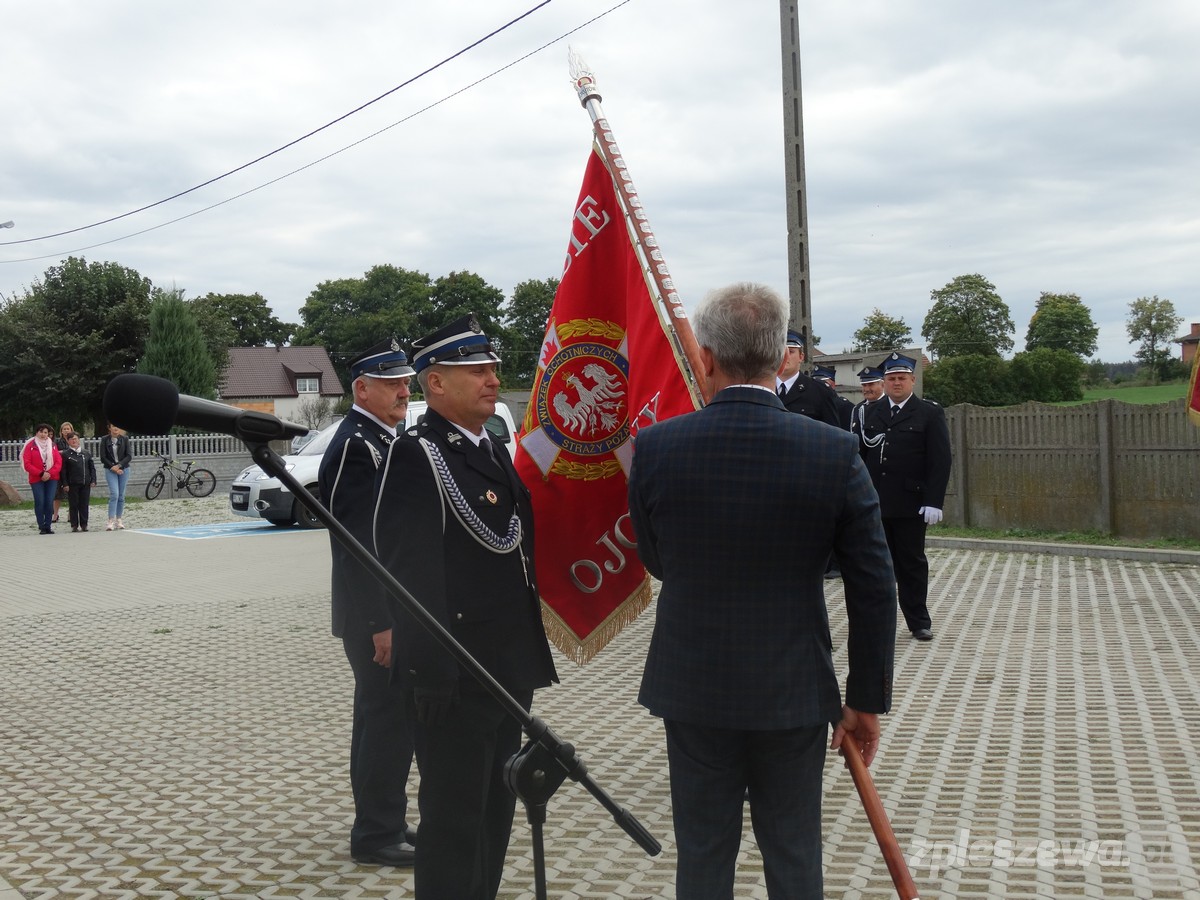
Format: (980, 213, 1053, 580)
(1, 1, 554, 247)
(0, 0, 635, 266)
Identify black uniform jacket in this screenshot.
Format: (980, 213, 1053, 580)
(833, 393, 855, 430)
(319, 408, 396, 637)
(857, 395, 952, 518)
(780, 372, 843, 429)
(372, 407, 558, 694)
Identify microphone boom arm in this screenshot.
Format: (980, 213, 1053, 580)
(246, 440, 662, 862)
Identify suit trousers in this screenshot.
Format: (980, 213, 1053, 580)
(341, 626, 414, 855)
(411, 686, 532, 900)
(663, 719, 828, 900)
(881, 516, 932, 632)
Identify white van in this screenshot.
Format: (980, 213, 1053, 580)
(228, 400, 519, 528)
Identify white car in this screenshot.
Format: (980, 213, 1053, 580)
(228, 401, 518, 528)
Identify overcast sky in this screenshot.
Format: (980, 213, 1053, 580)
(3, 0, 1197, 362)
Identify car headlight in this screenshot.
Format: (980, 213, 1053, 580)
(257, 464, 294, 480)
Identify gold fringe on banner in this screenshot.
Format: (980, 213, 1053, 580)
(540, 574, 654, 665)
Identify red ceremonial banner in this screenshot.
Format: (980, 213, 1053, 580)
(515, 144, 700, 662)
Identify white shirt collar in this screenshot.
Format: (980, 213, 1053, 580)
(352, 404, 398, 438)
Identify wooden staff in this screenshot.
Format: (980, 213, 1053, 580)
(840, 733, 920, 900)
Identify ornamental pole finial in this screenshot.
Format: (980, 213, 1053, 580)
(568, 47, 602, 107)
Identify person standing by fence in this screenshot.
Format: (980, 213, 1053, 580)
(52, 421, 74, 525)
(100, 424, 132, 531)
(857, 352, 952, 642)
(61, 433, 97, 532)
(22, 424, 62, 534)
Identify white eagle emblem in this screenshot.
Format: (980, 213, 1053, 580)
(552, 363, 626, 437)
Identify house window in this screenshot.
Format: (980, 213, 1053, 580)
(296, 377, 319, 394)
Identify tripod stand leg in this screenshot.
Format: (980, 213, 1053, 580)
(527, 804, 548, 900)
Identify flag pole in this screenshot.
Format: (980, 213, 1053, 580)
(569, 49, 707, 407)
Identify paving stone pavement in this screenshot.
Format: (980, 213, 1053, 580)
(2, 522, 1199, 899)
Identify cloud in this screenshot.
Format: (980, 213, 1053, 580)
(2, 0, 1197, 363)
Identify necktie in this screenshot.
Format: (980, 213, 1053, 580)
(778, 384, 787, 399)
(891, 405, 900, 417)
(480, 437, 497, 463)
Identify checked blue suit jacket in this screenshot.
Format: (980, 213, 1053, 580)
(628, 386, 896, 730)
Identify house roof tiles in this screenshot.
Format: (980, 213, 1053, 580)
(220, 347, 343, 399)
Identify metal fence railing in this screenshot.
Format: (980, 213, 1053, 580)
(1, 434, 276, 502)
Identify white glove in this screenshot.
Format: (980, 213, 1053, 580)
(919, 506, 943, 526)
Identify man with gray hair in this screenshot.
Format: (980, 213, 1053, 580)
(319, 337, 418, 867)
(628, 282, 896, 898)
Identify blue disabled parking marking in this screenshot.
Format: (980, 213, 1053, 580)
(135, 521, 305, 540)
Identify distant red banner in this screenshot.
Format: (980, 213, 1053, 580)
(515, 145, 699, 663)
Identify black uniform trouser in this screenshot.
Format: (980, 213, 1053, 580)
(881, 515, 932, 632)
(342, 625, 414, 855)
(411, 685, 531, 900)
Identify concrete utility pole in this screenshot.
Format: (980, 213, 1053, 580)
(778, 2, 814, 349)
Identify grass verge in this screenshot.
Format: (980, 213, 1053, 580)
(935, 524, 1200, 552)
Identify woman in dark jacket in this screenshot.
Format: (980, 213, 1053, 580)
(99, 423, 133, 530)
(52, 421, 74, 524)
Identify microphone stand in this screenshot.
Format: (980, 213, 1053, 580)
(246, 441, 661, 896)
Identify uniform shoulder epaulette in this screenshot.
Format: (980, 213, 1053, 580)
(404, 418, 432, 439)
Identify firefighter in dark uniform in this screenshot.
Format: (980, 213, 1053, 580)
(319, 337, 419, 866)
(775, 330, 841, 428)
(373, 314, 557, 900)
(857, 352, 952, 642)
(850, 365, 885, 441)
(812, 364, 855, 431)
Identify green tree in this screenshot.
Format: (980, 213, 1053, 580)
(922, 273, 1015, 360)
(1125, 295, 1183, 384)
(196, 292, 295, 346)
(138, 289, 218, 400)
(500, 277, 559, 387)
(1084, 358, 1108, 387)
(185, 295, 236, 374)
(189, 292, 296, 375)
(293, 265, 434, 386)
(1007, 348, 1085, 402)
(923, 354, 1015, 407)
(852, 308, 912, 353)
(426, 271, 506, 348)
(0, 256, 154, 436)
(1025, 292, 1099, 357)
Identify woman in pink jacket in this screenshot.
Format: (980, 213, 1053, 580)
(23, 423, 63, 535)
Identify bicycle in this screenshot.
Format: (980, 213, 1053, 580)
(145, 454, 217, 500)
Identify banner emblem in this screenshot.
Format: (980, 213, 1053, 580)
(522, 320, 635, 481)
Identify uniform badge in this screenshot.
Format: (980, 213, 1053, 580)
(447, 431, 463, 446)
(485, 489, 498, 505)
